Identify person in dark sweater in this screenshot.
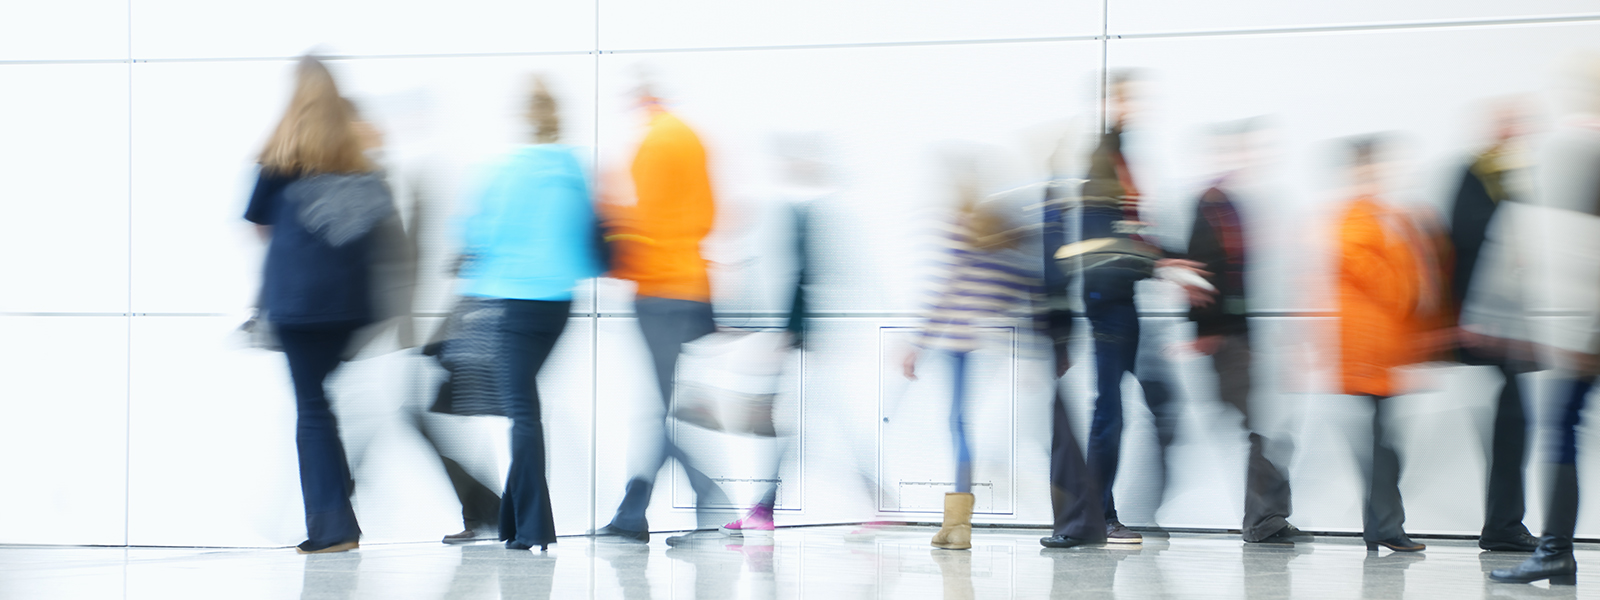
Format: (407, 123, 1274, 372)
(1448, 103, 1541, 553)
(1183, 121, 1306, 545)
(245, 56, 396, 554)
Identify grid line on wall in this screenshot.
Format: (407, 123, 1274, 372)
(6, 12, 1600, 67)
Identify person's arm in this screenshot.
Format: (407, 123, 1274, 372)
(244, 169, 282, 227)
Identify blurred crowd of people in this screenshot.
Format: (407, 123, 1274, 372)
(244, 53, 1600, 588)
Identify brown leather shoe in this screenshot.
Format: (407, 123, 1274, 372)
(1106, 520, 1143, 545)
(442, 529, 481, 544)
(1366, 536, 1424, 552)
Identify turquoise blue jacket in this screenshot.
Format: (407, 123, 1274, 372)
(459, 144, 600, 301)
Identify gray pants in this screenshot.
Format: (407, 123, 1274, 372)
(606, 296, 728, 532)
(1362, 395, 1407, 542)
(1213, 334, 1294, 542)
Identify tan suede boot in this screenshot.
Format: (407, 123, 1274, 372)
(930, 492, 974, 549)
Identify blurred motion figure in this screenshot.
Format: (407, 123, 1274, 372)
(1184, 120, 1307, 545)
(1489, 55, 1600, 586)
(454, 76, 601, 551)
(1331, 137, 1445, 554)
(593, 77, 728, 543)
(903, 155, 1040, 550)
(1445, 101, 1540, 553)
(245, 56, 396, 554)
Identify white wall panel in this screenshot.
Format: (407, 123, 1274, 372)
(126, 316, 303, 547)
(130, 0, 595, 60)
(0, 64, 129, 314)
(1110, 0, 1600, 35)
(0, 1, 127, 62)
(594, 41, 1103, 316)
(0, 317, 128, 545)
(129, 60, 287, 315)
(600, 0, 1100, 50)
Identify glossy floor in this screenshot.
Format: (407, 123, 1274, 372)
(2, 525, 1596, 599)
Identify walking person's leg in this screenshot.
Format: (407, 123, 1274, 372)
(1479, 361, 1534, 550)
(1491, 377, 1590, 584)
(1043, 375, 1107, 547)
(605, 297, 721, 536)
(500, 300, 571, 550)
(1363, 395, 1419, 551)
(933, 351, 975, 550)
(278, 326, 362, 553)
(1217, 335, 1293, 542)
(1085, 300, 1135, 523)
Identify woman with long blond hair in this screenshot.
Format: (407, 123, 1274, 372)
(244, 56, 394, 554)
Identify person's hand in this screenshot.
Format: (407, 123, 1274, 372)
(1055, 349, 1071, 378)
(903, 350, 920, 380)
(1155, 259, 1217, 307)
(1156, 258, 1206, 271)
(1184, 285, 1216, 308)
(1191, 335, 1223, 356)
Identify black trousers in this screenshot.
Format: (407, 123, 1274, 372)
(1479, 360, 1532, 541)
(498, 299, 571, 547)
(278, 324, 362, 548)
(1212, 334, 1293, 542)
(1049, 343, 1106, 541)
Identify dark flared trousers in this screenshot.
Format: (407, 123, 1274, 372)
(1050, 347, 1106, 540)
(278, 324, 362, 548)
(498, 299, 571, 548)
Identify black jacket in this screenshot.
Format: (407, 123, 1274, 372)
(1185, 187, 1249, 336)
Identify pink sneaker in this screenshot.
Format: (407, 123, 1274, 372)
(721, 505, 775, 537)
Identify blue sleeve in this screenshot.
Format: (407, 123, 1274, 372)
(244, 169, 291, 225)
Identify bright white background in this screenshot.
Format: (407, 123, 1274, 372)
(3, 1, 1600, 550)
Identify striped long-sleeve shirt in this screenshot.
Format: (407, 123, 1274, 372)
(916, 217, 1042, 353)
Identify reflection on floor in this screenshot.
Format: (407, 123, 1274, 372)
(2, 525, 1595, 599)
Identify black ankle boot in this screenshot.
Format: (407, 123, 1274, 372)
(1489, 536, 1577, 585)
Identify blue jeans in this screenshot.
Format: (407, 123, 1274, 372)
(1084, 297, 1176, 522)
(498, 299, 570, 548)
(1544, 377, 1591, 540)
(277, 324, 362, 548)
(948, 351, 973, 493)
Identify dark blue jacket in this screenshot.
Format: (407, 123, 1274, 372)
(246, 169, 389, 327)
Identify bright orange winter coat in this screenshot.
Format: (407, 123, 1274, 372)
(605, 111, 716, 302)
(1335, 196, 1442, 397)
